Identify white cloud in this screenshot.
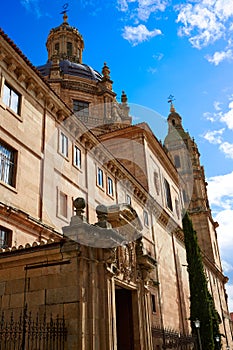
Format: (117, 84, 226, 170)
(176, 3, 225, 49)
(226, 284, 233, 312)
(202, 128, 224, 144)
(215, 209, 233, 248)
(203, 111, 217, 122)
(117, 0, 168, 21)
(205, 49, 233, 65)
(152, 52, 164, 61)
(222, 260, 233, 273)
(220, 101, 233, 129)
(214, 0, 233, 20)
(122, 24, 162, 45)
(214, 101, 222, 111)
(117, 0, 130, 12)
(219, 142, 233, 159)
(147, 67, 157, 74)
(176, 0, 233, 53)
(207, 172, 233, 208)
(21, 0, 41, 17)
(137, 0, 168, 21)
(207, 172, 233, 311)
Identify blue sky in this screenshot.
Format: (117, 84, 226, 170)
(1, 0, 233, 310)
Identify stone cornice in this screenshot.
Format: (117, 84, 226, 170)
(202, 252, 228, 284)
(98, 122, 179, 187)
(0, 202, 62, 242)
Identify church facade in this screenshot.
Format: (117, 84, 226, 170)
(0, 13, 232, 349)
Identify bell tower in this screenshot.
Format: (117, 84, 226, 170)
(165, 103, 222, 268)
(46, 11, 84, 64)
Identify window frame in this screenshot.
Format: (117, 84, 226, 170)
(73, 144, 81, 169)
(97, 167, 104, 189)
(143, 210, 149, 227)
(0, 140, 17, 188)
(67, 42, 73, 57)
(151, 294, 157, 314)
(57, 189, 68, 220)
(73, 100, 89, 121)
(59, 131, 69, 158)
(2, 81, 21, 115)
(107, 176, 114, 197)
(164, 178, 173, 211)
(0, 226, 12, 249)
(126, 194, 131, 205)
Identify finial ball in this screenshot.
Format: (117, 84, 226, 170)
(73, 197, 86, 210)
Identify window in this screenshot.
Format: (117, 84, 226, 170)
(60, 132, 68, 158)
(174, 155, 181, 168)
(164, 179, 173, 211)
(0, 226, 12, 248)
(97, 168, 104, 188)
(73, 145, 81, 169)
(0, 141, 17, 187)
(55, 42, 60, 53)
(59, 191, 68, 218)
(3, 82, 21, 114)
(154, 171, 160, 195)
(107, 177, 114, 196)
(67, 42, 73, 57)
(151, 294, 157, 313)
(175, 199, 180, 219)
(183, 190, 188, 203)
(73, 100, 89, 121)
(126, 194, 131, 205)
(143, 210, 149, 226)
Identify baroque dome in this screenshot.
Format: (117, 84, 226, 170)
(37, 60, 102, 81)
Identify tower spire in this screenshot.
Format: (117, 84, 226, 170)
(60, 3, 69, 24)
(168, 94, 176, 112)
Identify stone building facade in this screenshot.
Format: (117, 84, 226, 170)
(0, 13, 232, 349)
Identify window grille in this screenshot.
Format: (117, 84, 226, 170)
(0, 141, 16, 187)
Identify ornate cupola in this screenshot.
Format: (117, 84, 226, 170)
(46, 12, 84, 64)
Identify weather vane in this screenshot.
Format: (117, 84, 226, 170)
(60, 3, 69, 14)
(167, 94, 176, 105)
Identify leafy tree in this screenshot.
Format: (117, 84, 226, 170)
(182, 212, 221, 349)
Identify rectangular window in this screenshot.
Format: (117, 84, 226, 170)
(126, 194, 131, 205)
(143, 210, 149, 226)
(73, 145, 81, 169)
(55, 42, 60, 53)
(97, 168, 104, 188)
(60, 132, 68, 158)
(3, 82, 20, 115)
(107, 177, 114, 196)
(59, 191, 68, 218)
(0, 141, 17, 187)
(0, 226, 12, 248)
(164, 179, 173, 211)
(73, 100, 89, 122)
(151, 294, 156, 313)
(67, 42, 73, 57)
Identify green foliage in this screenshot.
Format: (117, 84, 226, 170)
(182, 212, 221, 350)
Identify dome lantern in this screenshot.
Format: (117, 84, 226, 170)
(46, 12, 84, 64)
